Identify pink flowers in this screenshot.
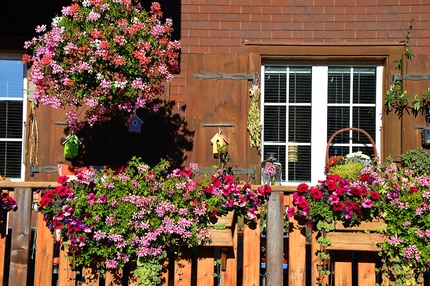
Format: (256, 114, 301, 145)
(23, 1, 180, 131)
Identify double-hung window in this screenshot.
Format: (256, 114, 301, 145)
(261, 63, 382, 185)
(0, 59, 26, 181)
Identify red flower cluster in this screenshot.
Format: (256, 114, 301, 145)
(288, 171, 383, 226)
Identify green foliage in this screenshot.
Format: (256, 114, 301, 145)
(400, 147, 430, 176)
(329, 161, 363, 180)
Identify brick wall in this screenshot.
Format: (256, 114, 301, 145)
(170, 0, 430, 103)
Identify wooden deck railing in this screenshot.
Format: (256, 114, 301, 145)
(0, 183, 401, 286)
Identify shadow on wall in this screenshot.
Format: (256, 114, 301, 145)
(69, 100, 194, 170)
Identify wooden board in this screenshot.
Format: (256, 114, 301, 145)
(334, 251, 352, 286)
(325, 232, 383, 251)
(196, 246, 214, 286)
(242, 219, 260, 286)
(34, 212, 54, 286)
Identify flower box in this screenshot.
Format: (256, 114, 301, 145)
(207, 211, 235, 247)
(324, 219, 386, 251)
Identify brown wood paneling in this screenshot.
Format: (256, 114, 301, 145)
(8, 188, 32, 286)
(34, 211, 54, 286)
(185, 54, 254, 177)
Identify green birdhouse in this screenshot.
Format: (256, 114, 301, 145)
(62, 134, 81, 159)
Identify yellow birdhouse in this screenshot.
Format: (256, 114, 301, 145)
(210, 132, 229, 154)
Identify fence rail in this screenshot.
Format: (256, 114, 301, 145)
(0, 183, 402, 286)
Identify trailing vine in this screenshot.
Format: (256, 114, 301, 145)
(247, 72, 262, 151)
(384, 19, 430, 117)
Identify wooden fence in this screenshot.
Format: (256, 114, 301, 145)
(0, 183, 413, 286)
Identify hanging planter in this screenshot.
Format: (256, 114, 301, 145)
(23, 1, 180, 132)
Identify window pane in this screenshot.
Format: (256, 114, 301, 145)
(263, 145, 286, 181)
(327, 106, 350, 142)
(289, 106, 311, 142)
(353, 107, 375, 142)
(0, 60, 24, 98)
(264, 106, 286, 142)
(0, 141, 22, 178)
(0, 101, 23, 138)
(264, 68, 286, 103)
(289, 67, 311, 104)
(328, 67, 351, 104)
(353, 68, 376, 104)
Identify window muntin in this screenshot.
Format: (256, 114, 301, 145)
(0, 59, 25, 180)
(262, 64, 382, 185)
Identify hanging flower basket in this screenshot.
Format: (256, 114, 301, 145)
(23, 1, 180, 131)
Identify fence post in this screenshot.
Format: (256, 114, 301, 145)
(265, 191, 284, 285)
(8, 188, 32, 286)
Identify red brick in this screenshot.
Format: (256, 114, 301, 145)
(345, 6, 367, 14)
(312, 14, 335, 21)
(241, 6, 262, 14)
(251, 13, 273, 22)
(188, 45, 210, 54)
(188, 29, 209, 37)
(199, 21, 222, 30)
(211, 13, 251, 22)
(279, 21, 305, 31)
(220, 5, 242, 13)
(311, 30, 336, 39)
(182, 5, 200, 13)
(209, 46, 232, 53)
(366, 21, 389, 31)
(334, 14, 356, 22)
(261, 6, 284, 14)
(180, 37, 202, 46)
(188, 13, 210, 21)
(209, 30, 232, 38)
(324, 22, 345, 31)
(344, 21, 368, 31)
(240, 21, 261, 30)
(199, 5, 223, 13)
(252, 0, 274, 5)
(377, 0, 400, 4)
(334, 0, 359, 6)
(182, 20, 200, 30)
(201, 37, 225, 46)
(230, 46, 246, 54)
(271, 30, 294, 39)
(291, 0, 315, 7)
(355, 30, 378, 39)
(252, 30, 275, 38)
(272, 14, 293, 22)
(303, 22, 326, 31)
(324, 6, 346, 14)
(355, 14, 378, 22)
(291, 14, 314, 22)
(289, 30, 309, 40)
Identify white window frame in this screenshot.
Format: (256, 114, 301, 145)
(0, 57, 27, 181)
(261, 64, 383, 186)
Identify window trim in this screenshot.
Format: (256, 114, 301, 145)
(261, 63, 383, 186)
(245, 44, 404, 187)
(0, 57, 27, 181)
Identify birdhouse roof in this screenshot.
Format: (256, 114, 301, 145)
(61, 134, 82, 146)
(131, 114, 143, 123)
(210, 133, 229, 144)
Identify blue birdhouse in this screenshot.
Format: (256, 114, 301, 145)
(128, 115, 143, 134)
